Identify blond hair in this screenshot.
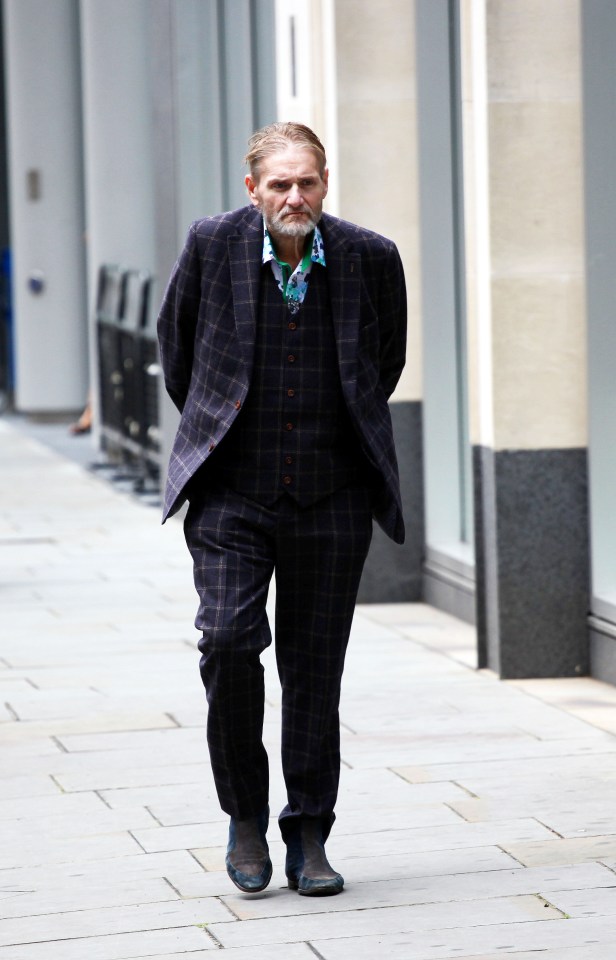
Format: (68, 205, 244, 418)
(245, 121, 327, 180)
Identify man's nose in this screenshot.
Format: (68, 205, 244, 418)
(286, 185, 303, 206)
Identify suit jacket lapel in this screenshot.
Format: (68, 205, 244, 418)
(322, 216, 361, 405)
(228, 210, 263, 371)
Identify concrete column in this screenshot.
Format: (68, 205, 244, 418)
(581, 1, 616, 681)
(79, 0, 157, 309)
(3, 0, 87, 412)
(462, 0, 589, 677)
(331, 0, 424, 602)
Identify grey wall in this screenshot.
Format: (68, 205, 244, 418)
(4, 0, 87, 411)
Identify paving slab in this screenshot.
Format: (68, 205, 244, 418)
(450, 795, 616, 838)
(0, 850, 205, 891)
(208, 895, 564, 948)
(503, 835, 616, 867)
(0, 831, 144, 871)
(460, 950, 616, 960)
(0, 876, 178, 920)
(0, 926, 216, 960)
(0, 897, 234, 948)
(311, 914, 616, 959)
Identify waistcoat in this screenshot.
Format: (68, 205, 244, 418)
(205, 264, 369, 506)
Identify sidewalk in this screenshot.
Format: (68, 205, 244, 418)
(3, 418, 616, 960)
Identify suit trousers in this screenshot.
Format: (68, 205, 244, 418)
(183, 482, 373, 840)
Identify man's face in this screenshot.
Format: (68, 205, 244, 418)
(245, 146, 328, 242)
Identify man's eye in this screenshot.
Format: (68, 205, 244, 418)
(301, 180, 316, 187)
(272, 182, 288, 190)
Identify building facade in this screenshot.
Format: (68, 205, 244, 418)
(2, 0, 615, 683)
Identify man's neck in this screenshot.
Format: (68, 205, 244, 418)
(269, 233, 311, 271)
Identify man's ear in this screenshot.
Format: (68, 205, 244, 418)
(245, 174, 260, 207)
(322, 167, 329, 199)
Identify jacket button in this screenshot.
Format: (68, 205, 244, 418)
(283, 475, 292, 485)
(285, 422, 294, 431)
(285, 456, 293, 465)
(287, 388, 295, 397)
(234, 400, 241, 410)
(209, 442, 216, 451)
(287, 354, 296, 363)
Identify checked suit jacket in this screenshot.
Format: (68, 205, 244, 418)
(157, 204, 408, 544)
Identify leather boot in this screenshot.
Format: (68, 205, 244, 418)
(226, 808, 272, 893)
(285, 817, 344, 896)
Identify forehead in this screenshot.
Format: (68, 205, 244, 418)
(258, 146, 322, 181)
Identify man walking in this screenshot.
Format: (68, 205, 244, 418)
(158, 122, 407, 896)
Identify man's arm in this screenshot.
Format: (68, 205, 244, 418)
(157, 224, 202, 413)
(378, 243, 407, 400)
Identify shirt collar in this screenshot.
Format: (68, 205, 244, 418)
(262, 224, 326, 268)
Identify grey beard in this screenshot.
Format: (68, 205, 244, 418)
(265, 210, 317, 238)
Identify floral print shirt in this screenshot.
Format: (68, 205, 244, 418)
(262, 225, 326, 314)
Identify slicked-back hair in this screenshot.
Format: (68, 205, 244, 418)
(245, 121, 327, 181)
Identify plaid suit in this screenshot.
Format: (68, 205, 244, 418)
(158, 205, 406, 541)
(158, 205, 407, 835)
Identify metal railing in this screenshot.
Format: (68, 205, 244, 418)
(96, 264, 161, 492)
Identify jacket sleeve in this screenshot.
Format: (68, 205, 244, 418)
(156, 223, 202, 413)
(378, 243, 407, 400)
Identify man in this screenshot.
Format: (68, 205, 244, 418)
(158, 121, 406, 896)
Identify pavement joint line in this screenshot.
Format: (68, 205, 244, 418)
(200, 923, 225, 948)
(218, 898, 243, 922)
(187, 849, 211, 873)
(443, 801, 469, 822)
(164, 711, 182, 727)
(496, 844, 527, 867)
(3, 701, 19, 721)
(48, 773, 68, 793)
(451, 780, 479, 798)
(537, 894, 568, 918)
(128, 830, 149, 854)
(163, 875, 184, 898)
(531, 818, 565, 839)
(145, 805, 165, 827)
(307, 942, 328, 960)
(94, 789, 114, 810)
